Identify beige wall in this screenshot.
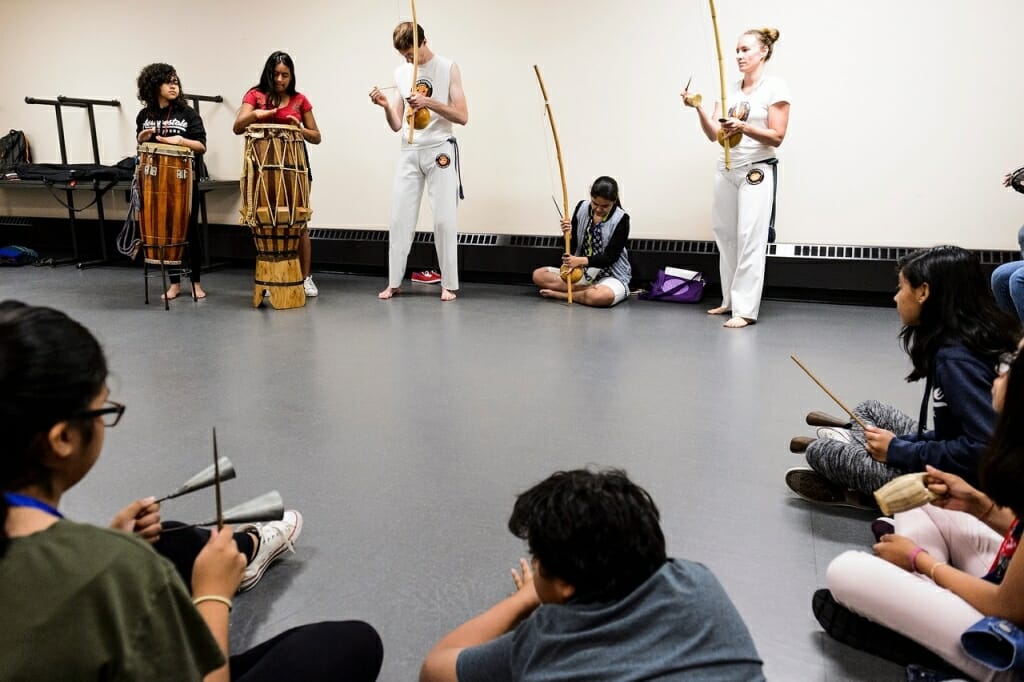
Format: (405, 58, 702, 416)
(2, 0, 1022, 248)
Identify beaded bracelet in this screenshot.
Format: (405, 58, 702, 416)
(929, 561, 948, 582)
(193, 595, 233, 611)
(908, 546, 927, 573)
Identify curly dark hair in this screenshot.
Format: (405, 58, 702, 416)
(980, 349, 1024, 519)
(508, 468, 666, 603)
(897, 246, 1020, 381)
(136, 62, 184, 111)
(0, 301, 107, 558)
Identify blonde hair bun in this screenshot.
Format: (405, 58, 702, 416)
(760, 27, 780, 45)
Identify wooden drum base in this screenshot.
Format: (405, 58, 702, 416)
(252, 257, 306, 310)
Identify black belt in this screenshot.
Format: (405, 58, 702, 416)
(447, 137, 465, 200)
(752, 158, 780, 244)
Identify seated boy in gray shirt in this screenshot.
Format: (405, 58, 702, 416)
(419, 468, 765, 681)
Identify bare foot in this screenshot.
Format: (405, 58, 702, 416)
(707, 306, 729, 315)
(378, 287, 401, 300)
(723, 316, 754, 328)
(441, 288, 457, 301)
(161, 284, 181, 301)
(192, 283, 207, 300)
(539, 288, 568, 301)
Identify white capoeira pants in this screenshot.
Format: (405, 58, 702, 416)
(827, 506, 1009, 680)
(388, 140, 459, 291)
(712, 161, 775, 320)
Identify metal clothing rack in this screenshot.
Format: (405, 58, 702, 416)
(181, 92, 226, 268)
(24, 95, 121, 268)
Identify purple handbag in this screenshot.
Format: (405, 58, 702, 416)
(638, 267, 705, 303)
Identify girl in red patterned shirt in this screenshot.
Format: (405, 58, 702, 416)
(233, 52, 322, 297)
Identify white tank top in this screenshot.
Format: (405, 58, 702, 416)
(395, 54, 454, 149)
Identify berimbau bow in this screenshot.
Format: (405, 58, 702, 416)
(533, 65, 576, 305)
(407, 0, 419, 144)
(708, 0, 739, 169)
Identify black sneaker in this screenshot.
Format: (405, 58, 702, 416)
(871, 517, 895, 542)
(904, 664, 964, 681)
(785, 468, 878, 511)
(812, 589, 956, 673)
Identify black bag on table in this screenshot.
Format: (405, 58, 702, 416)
(15, 162, 128, 183)
(0, 130, 31, 176)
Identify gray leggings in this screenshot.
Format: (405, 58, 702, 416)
(805, 399, 918, 495)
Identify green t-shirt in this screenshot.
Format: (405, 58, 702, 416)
(0, 520, 225, 681)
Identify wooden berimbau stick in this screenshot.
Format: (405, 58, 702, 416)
(790, 355, 869, 430)
(213, 428, 223, 530)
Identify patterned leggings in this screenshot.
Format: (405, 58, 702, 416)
(805, 399, 918, 495)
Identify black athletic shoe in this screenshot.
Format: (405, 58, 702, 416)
(812, 589, 958, 674)
(871, 517, 895, 543)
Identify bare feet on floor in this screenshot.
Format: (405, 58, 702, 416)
(161, 284, 181, 301)
(539, 289, 568, 301)
(707, 306, 729, 315)
(723, 316, 754, 328)
(441, 288, 457, 301)
(192, 283, 207, 299)
(378, 287, 401, 300)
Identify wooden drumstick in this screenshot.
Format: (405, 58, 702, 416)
(790, 355, 869, 430)
(213, 428, 223, 530)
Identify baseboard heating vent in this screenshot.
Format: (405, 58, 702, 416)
(308, 228, 388, 242)
(769, 244, 916, 261)
(458, 233, 500, 246)
(768, 243, 1019, 265)
(0, 216, 32, 228)
(510, 235, 561, 248)
(628, 239, 719, 254)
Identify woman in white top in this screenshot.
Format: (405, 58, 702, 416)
(682, 27, 791, 328)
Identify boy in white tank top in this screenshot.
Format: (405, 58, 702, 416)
(369, 22, 469, 302)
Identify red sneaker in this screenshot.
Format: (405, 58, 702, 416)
(411, 270, 442, 284)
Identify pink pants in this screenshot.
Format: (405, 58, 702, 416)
(827, 506, 1009, 680)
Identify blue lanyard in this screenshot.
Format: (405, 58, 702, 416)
(3, 492, 64, 519)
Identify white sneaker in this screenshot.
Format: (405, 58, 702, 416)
(237, 509, 303, 593)
(303, 276, 319, 297)
(816, 426, 855, 444)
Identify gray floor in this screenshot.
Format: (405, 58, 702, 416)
(2, 265, 920, 681)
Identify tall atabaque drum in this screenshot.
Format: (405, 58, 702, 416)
(240, 124, 311, 309)
(136, 142, 195, 309)
(137, 142, 194, 265)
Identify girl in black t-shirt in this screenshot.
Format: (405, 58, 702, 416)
(135, 63, 207, 301)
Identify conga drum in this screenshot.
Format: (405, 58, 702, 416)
(239, 124, 311, 309)
(137, 142, 194, 265)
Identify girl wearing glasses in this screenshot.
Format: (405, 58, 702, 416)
(232, 51, 322, 298)
(814, 341, 1024, 679)
(135, 63, 209, 302)
(0, 301, 382, 681)
(786, 246, 1021, 508)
